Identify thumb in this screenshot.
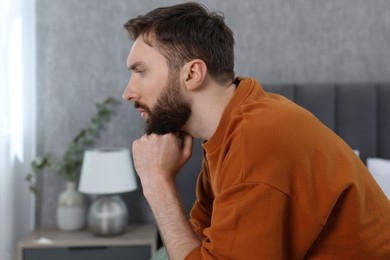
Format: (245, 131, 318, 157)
(180, 132, 193, 162)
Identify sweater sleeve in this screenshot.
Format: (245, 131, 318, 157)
(186, 181, 323, 259)
(189, 159, 214, 240)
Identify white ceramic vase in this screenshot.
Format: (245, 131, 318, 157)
(56, 181, 86, 231)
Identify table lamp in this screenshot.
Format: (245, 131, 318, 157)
(79, 148, 138, 236)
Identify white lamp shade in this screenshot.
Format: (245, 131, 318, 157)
(79, 148, 138, 194)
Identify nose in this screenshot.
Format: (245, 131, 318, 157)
(122, 77, 139, 101)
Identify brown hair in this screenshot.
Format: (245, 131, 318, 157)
(124, 2, 235, 84)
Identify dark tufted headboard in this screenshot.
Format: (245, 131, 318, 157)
(262, 83, 390, 163)
(177, 83, 390, 216)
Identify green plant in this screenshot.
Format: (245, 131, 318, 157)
(26, 97, 119, 194)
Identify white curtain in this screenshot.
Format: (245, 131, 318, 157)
(0, 0, 36, 259)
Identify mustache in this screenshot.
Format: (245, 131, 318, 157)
(134, 101, 151, 113)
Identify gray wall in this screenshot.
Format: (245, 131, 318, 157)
(36, 0, 390, 227)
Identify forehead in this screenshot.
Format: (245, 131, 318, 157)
(127, 36, 167, 68)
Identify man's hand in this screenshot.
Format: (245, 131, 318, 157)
(132, 132, 193, 195)
(132, 132, 200, 260)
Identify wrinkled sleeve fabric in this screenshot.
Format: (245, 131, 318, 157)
(187, 182, 322, 259)
(189, 158, 213, 240)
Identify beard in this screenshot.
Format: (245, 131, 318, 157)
(135, 73, 191, 135)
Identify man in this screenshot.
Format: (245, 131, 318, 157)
(122, 2, 390, 259)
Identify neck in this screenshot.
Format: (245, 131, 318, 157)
(183, 79, 237, 140)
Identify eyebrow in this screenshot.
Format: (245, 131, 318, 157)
(128, 62, 144, 71)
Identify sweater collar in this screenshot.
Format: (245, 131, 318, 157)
(202, 77, 260, 153)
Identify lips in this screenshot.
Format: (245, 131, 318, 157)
(134, 102, 147, 118)
(134, 101, 153, 121)
(139, 109, 148, 119)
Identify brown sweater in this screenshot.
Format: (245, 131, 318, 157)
(186, 78, 390, 259)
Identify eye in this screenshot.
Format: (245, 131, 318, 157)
(129, 63, 145, 76)
(134, 69, 144, 75)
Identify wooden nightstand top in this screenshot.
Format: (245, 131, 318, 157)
(17, 224, 157, 260)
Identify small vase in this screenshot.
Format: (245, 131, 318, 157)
(56, 181, 86, 231)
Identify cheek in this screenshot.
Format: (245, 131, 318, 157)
(143, 78, 167, 107)
(149, 73, 169, 98)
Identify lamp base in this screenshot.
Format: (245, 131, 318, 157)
(88, 195, 128, 236)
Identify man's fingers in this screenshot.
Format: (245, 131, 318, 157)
(180, 132, 193, 161)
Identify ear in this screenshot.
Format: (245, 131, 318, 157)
(181, 59, 207, 91)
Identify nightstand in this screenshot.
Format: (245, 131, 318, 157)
(17, 224, 157, 260)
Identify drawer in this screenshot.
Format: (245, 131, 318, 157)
(23, 245, 151, 260)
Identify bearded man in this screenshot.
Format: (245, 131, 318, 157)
(122, 2, 390, 260)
